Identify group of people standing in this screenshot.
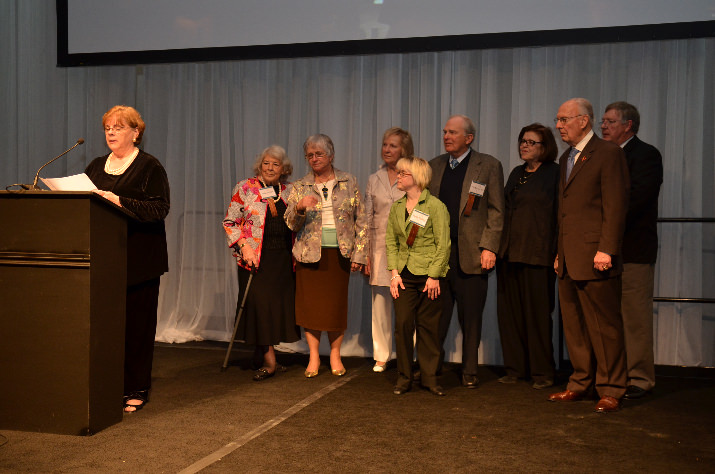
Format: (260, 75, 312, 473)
(224, 135, 368, 381)
(221, 97, 662, 411)
(71, 96, 661, 415)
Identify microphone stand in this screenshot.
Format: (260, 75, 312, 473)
(20, 139, 85, 190)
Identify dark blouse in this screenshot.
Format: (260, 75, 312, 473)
(262, 196, 292, 251)
(498, 161, 559, 267)
(85, 150, 170, 285)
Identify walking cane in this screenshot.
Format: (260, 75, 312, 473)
(221, 263, 256, 371)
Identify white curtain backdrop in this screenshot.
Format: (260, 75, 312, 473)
(2, 1, 713, 366)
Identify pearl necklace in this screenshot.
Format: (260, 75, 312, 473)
(105, 148, 139, 175)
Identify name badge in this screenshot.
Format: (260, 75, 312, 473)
(469, 181, 486, 197)
(409, 209, 429, 228)
(259, 186, 278, 199)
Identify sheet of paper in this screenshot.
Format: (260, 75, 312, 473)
(41, 173, 97, 191)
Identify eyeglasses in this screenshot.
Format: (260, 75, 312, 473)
(397, 170, 412, 178)
(305, 152, 327, 160)
(104, 125, 127, 133)
(599, 119, 623, 127)
(518, 139, 543, 147)
(553, 114, 585, 125)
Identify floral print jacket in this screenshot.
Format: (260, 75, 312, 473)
(223, 177, 291, 270)
(284, 168, 368, 264)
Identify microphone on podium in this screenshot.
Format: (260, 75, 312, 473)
(21, 138, 85, 190)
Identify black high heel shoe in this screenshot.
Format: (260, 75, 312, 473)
(123, 389, 149, 413)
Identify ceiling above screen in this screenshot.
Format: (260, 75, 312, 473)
(57, 0, 715, 67)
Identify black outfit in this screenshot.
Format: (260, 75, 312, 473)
(436, 152, 487, 376)
(393, 269, 442, 390)
(236, 198, 300, 345)
(622, 136, 663, 264)
(496, 161, 559, 383)
(85, 150, 170, 397)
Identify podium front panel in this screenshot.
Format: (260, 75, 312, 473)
(0, 192, 127, 435)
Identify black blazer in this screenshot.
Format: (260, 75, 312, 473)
(498, 161, 559, 267)
(622, 136, 663, 264)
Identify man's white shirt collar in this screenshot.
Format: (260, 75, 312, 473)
(573, 130, 594, 157)
(450, 148, 470, 164)
(620, 136, 635, 148)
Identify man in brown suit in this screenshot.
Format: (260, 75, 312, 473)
(550, 98, 629, 413)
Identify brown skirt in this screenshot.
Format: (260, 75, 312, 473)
(295, 248, 351, 331)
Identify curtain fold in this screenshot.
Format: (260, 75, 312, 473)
(1, 1, 712, 365)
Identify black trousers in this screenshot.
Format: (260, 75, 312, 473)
(393, 272, 442, 389)
(496, 260, 555, 382)
(438, 247, 488, 375)
(124, 278, 160, 395)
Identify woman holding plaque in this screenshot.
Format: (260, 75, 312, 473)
(386, 157, 450, 396)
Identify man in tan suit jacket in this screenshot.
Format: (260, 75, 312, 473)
(549, 98, 629, 413)
(429, 115, 504, 388)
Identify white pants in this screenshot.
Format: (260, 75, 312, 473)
(371, 286, 395, 363)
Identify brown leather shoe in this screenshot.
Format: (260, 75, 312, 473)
(548, 389, 587, 402)
(594, 396, 620, 413)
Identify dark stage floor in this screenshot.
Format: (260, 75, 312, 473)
(1, 341, 713, 473)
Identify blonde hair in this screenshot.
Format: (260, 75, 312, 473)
(396, 156, 432, 190)
(382, 127, 414, 159)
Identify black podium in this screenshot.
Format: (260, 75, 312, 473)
(0, 191, 129, 435)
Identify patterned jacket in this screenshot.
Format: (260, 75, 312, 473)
(285, 168, 368, 264)
(223, 177, 291, 269)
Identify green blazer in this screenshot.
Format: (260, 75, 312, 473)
(385, 189, 450, 279)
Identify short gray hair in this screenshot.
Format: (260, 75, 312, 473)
(605, 101, 640, 134)
(303, 134, 335, 158)
(252, 145, 293, 182)
(449, 114, 476, 137)
(571, 98, 594, 125)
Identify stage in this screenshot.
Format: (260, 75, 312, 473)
(1, 341, 713, 472)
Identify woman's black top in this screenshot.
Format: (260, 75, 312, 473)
(85, 150, 170, 285)
(498, 161, 559, 267)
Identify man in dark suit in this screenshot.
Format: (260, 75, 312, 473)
(550, 98, 629, 413)
(601, 101, 663, 400)
(429, 114, 504, 388)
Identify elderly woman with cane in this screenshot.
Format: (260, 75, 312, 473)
(223, 145, 300, 380)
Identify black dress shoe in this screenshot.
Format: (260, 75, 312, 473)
(393, 385, 411, 395)
(462, 374, 479, 389)
(624, 385, 649, 400)
(427, 385, 446, 397)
